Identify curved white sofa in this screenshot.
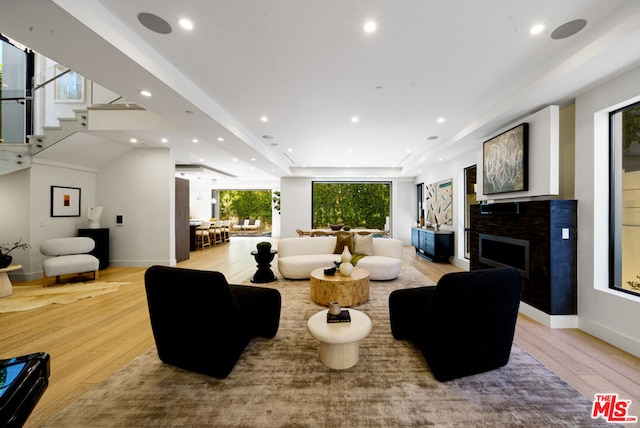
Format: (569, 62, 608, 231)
(277, 236, 403, 280)
(40, 237, 100, 286)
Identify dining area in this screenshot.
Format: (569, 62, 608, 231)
(296, 227, 389, 238)
(190, 220, 231, 250)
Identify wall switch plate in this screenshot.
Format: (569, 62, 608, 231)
(562, 228, 570, 240)
(116, 215, 124, 225)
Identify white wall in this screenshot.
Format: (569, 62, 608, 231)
(0, 159, 97, 281)
(97, 148, 175, 267)
(575, 64, 640, 357)
(279, 176, 414, 244)
(0, 168, 32, 280)
(476, 105, 560, 202)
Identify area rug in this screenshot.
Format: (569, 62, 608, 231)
(0, 281, 131, 313)
(43, 267, 606, 427)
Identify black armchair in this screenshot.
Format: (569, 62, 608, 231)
(144, 266, 281, 379)
(389, 267, 524, 381)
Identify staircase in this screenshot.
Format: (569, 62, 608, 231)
(0, 109, 88, 176)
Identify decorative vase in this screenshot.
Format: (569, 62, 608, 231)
(0, 255, 12, 269)
(328, 301, 341, 316)
(339, 261, 354, 276)
(341, 246, 351, 263)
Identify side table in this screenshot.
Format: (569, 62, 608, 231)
(0, 264, 23, 298)
(250, 249, 277, 283)
(307, 309, 372, 369)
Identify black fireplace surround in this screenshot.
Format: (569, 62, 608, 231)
(470, 200, 577, 316)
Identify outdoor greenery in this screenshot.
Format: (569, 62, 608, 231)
(312, 182, 391, 229)
(623, 103, 640, 155)
(219, 190, 272, 225)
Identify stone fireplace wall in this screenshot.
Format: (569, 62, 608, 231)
(470, 200, 577, 315)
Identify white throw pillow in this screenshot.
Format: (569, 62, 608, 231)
(353, 233, 374, 255)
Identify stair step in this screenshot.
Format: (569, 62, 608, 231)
(42, 126, 63, 131)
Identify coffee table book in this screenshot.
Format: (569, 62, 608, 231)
(327, 310, 351, 323)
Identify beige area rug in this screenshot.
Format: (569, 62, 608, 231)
(0, 281, 131, 313)
(43, 267, 607, 427)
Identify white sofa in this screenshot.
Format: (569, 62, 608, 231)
(40, 237, 100, 286)
(277, 236, 403, 280)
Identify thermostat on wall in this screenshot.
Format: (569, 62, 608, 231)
(116, 215, 124, 225)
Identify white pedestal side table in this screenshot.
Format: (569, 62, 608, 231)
(0, 264, 22, 298)
(307, 309, 372, 369)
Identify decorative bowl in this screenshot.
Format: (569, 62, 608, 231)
(324, 267, 336, 276)
(328, 223, 344, 231)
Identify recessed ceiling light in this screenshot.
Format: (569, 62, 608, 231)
(260, 116, 269, 122)
(351, 116, 359, 123)
(179, 18, 194, 30)
(364, 20, 377, 33)
(129, 138, 138, 143)
(287, 148, 293, 152)
(192, 138, 199, 143)
(217, 137, 225, 142)
(139, 90, 152, 97)
(251, 158, 257, 161)
(529, 23, 545, 35)
(427, 136, 439, 140)
(233, 158, 238, 162)
(161, 138, 168, 143)
(437, 117, 445, 123)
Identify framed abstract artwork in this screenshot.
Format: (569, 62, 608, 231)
(53, 65, 85, 103)
(51, 186, 81, 217)
(482, 123, 529, 195)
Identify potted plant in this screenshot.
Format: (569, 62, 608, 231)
(0, 238, 30, 269)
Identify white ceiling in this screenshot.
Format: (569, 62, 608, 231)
(2, 0, 640, 186)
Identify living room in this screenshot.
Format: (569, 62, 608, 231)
(2, 1, 640, 425)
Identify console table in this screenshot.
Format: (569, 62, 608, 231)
(411, 228, 454, 262)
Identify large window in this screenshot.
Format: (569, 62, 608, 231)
(312, 182, 391, 230)
(610, 101, 640, 297)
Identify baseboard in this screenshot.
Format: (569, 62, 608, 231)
(579, 318, 640, 358)
(518, 302, 579, 329)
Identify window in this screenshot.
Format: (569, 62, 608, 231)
(311, 182, 391, 230)
(610, 101, 640, 296)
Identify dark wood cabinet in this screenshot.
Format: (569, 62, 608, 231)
(411, 228, 454, 262)
(77, 228, 109, 270)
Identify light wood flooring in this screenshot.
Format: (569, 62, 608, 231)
(2, 237, 639, 427)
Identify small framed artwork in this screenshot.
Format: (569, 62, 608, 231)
(51, 186, 81, 217)
(53, 65, 85, 103)
(482, 123, 529, 195)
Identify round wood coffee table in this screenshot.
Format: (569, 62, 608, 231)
(310, 267, 370, 307)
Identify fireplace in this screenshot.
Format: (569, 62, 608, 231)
(479, 233, 529, 278)
(470, 201, 577, 316)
